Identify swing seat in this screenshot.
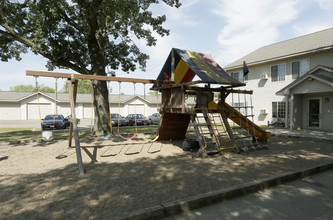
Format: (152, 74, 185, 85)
(97, 134, 112, 140)
(118, 134, 137, 140)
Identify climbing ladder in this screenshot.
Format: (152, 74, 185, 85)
(191, 107, 220, 157)
(208, 110, 237, 151)
(227, 98, 261, 152)
(191, 107, 239, 157)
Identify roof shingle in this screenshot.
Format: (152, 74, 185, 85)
(225, 28, 333, 70)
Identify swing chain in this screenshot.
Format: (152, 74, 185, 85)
(53, 77, 59, 127)
(118, 82, 122, 132)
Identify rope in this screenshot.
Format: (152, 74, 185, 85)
(35, 77, 42, 123)
(143, 83, 146, 117)
(157, 91, 159, 112)
(90, 91, 94, 133)
(118, 82, 121, 132)
(53, 78, 58, 128)
(133, 82, 138, 133)
(108, 81, 113, 134)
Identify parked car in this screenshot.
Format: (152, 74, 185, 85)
(41, 114, 69, 130)
(110, 113, 127, 126)
(125, 114, 151, 126)
(148, 113, 161, 125)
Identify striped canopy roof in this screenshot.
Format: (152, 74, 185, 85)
(154, 48, 245, 87)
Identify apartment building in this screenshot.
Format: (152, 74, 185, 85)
(224, 28, 333, 131)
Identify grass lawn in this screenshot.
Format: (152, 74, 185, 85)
(0, 125, 159, 142)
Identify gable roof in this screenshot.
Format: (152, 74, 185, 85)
(276, 65, 333, 95)
(225, 28, 333, 70)
(154, 48, 244, 88)
(0, 91, 167, 104)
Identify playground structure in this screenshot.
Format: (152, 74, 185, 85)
(26, 48, 271, 174)
(152, 48, 270, 157)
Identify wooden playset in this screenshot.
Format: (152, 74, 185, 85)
(26, 48, 271, 174)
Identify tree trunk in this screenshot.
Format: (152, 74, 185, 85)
(91, 79, 111, 136)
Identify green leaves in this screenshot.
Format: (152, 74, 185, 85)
(61, 79, 93, 94)
(10, 84, 55, 93)
(0, 0, 181, 75)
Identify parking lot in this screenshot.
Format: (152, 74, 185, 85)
(0, 119, 91, 129)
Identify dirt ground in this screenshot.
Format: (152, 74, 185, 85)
(0, 134, 332, 219)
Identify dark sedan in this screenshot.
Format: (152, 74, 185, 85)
(110, 113, 127, 126)
(41, 114, 69, 130)
(125, 114, 151, 126)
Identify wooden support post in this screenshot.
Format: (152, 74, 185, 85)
(218, 105, 240, 153)
(67, 79, 84, 175)
(191, 114, 208, 158)
(68, 80, 78, 147)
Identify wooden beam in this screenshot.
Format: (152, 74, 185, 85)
(186, 86, 253, 94)
(158, 81, 201, 90)
(26, 70, 170, 84)
(67, 79, 84, 175)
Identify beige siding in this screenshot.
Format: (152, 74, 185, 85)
(27, 103, 51, 119)
(310, 50, 333, 67)
(322, 92, 333, 131)
(147, 104, 159, 116)
(301, 93, 333, 131)
(83, 103, 93, 119)
(0, 103, 20, 120)
(291, 79, 332, 94)
(128, 104, 144, 115)
(57, 104, 72, 117)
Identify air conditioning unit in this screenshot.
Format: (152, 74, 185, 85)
(260, 74, 269, 80)
(260, 109, 268, 114)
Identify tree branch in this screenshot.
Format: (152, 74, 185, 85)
(1, 23, 90, 74)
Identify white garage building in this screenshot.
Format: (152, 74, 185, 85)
(0, 91, 169, 120)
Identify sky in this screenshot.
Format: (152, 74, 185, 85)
(1, 0, 333, 94)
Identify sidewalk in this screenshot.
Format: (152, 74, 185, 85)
(121, 128, 333, 220)
(267, 127, 333, 141)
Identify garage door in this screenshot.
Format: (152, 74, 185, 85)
(0, 103, 20, 120)
(128, 104, 145, 116)
(27, 103, 52, 119)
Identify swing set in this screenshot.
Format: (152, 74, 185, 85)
(26, 48, 271, 175)
(27, 70, 169, 175)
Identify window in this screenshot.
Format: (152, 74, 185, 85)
(272, 102, 286, 118)
(292, 59, 310, 79)
(231, 71, 247, 82)
(271, 64, 286, 82)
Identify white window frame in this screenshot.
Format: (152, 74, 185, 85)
(272, 101, 286, 118)
(292, 58, 310, 79)
(231, 71, 246, 83)
(271, 63, 286, 82)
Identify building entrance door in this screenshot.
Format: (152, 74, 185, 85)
(308, 99, 320, 128)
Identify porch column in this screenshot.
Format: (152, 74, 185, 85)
(285, 96, 289, 129)
(289, 95, 294, 130)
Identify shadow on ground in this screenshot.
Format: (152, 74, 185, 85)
(0, 136, 332, 219)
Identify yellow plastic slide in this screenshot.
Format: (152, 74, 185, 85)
(223, 103, 271, 140)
